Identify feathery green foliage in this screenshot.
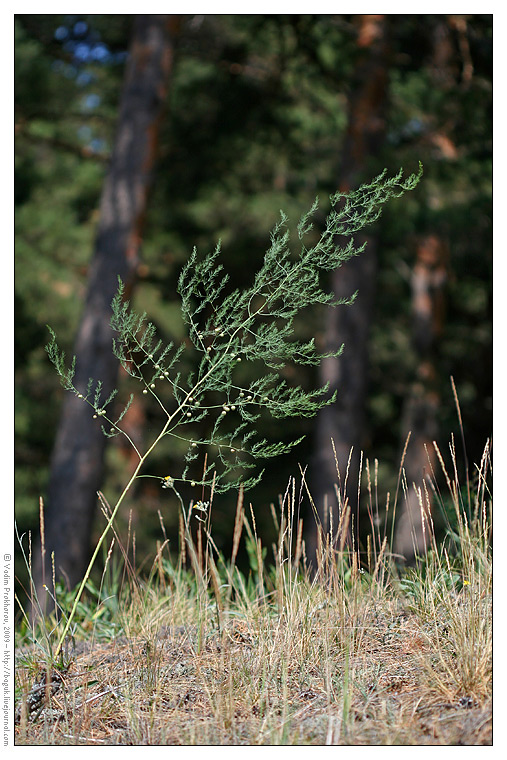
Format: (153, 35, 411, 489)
(45, 165, 421, 656)
(105, 165, 423, 490)
(48, 164, 422, 493)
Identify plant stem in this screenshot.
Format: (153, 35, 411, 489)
(54, 415, 172, 658)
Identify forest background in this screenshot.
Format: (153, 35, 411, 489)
(14, 14, 492, 596)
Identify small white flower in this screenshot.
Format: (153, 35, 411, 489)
(193, 500, 209, 522)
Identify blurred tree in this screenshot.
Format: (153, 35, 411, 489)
(33, 15, 181, 594)
(394, 233, 448, 561)
(393, 17, 456, 562)
(309, 15, 390, 558)
(385, 14, 492, 559)
(15, 14, 116, 552)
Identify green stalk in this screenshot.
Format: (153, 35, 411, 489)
(53, 416, 172, 659)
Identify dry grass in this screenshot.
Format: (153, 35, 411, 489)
(14, 439, 492, 746)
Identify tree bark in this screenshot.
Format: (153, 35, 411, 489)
(308, 15, 389, 560)
(394, 234, 448, 562)
(35, 15, 180, 596)
(393, 17, 455, 563)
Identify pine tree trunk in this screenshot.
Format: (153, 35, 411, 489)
(394, 235, 448, 562)
(35, 15, 180, 597)
(308, 15, 389, 559)
(393, 17, 455, 563)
